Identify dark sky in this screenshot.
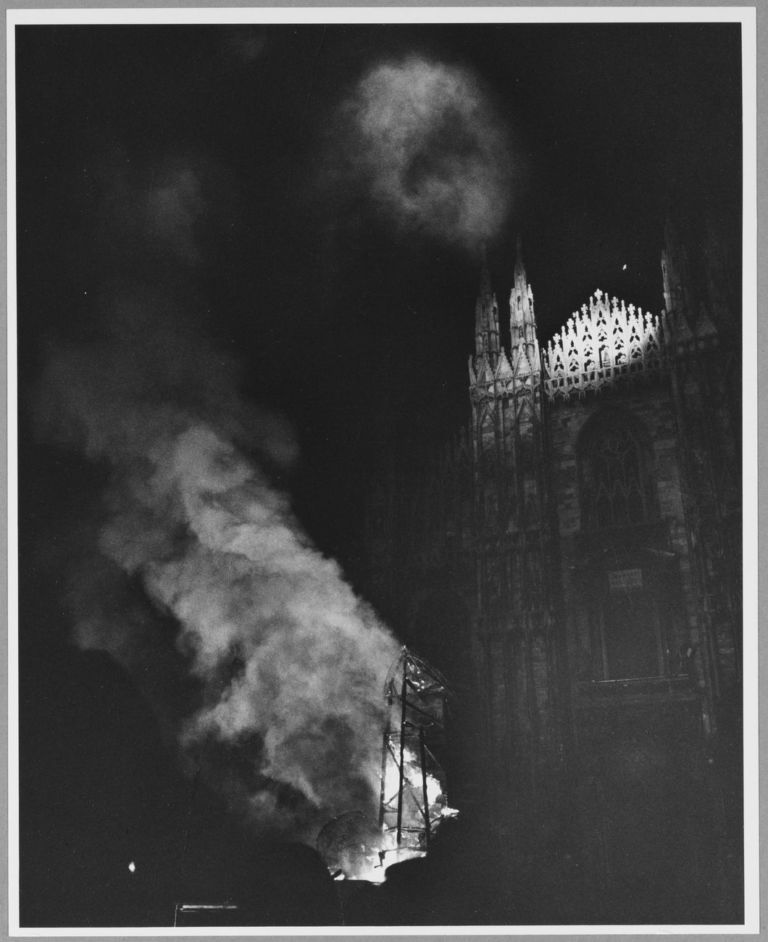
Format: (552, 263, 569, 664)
(16, 22, 742, 926)
(17, 23, 742, 546)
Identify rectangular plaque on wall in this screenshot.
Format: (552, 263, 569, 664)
(608, 568, 643, 591)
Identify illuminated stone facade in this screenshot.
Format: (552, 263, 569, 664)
(360, 223, 742, 921)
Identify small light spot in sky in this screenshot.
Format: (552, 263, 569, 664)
(128, 861, 136, 873)
(622, 264, 627, 271)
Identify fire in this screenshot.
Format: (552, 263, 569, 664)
(382, 744, 446, 818)
(318, 648, 458, 882)
(332, 745, 457, 882)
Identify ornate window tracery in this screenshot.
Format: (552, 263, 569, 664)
(578, 410, 657, 531)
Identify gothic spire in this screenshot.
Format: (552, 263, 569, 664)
(510, 236, 534, 324)
(474, 245, 500, 365)
(661, 216, 689, 315)
(509, 236, 539, 377)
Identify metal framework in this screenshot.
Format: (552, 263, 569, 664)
(378, 647, 449, 862)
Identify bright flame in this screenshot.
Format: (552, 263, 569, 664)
(320, 742, 455, 883)
(383, 745, 444, 809)
(128, 861, 136, 873)
(318, 652, 458, 882)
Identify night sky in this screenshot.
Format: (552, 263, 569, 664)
(16, 21, 742, 926)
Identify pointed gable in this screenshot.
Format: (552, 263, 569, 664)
(542, 290, 666, 401)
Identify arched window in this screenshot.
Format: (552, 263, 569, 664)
(577, 409, 657, 532)
(577, 410, 669, 680)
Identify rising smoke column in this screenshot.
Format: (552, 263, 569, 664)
(109, 419, 399, 829)
(328, 55, 516, 250)
(27, 127, 405, 836)
(37, 293, 400, 839)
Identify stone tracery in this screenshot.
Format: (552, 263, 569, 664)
(542, 290, 666, 401)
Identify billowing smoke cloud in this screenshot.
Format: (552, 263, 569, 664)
(36, 144, 401, 838)
(329, 56, 515, 249)
(39, 314, 400, 834)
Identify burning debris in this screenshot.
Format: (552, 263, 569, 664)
(379, 649, 458, 860)
(317, 810, 384, 882)
(318, 648, 458, 882)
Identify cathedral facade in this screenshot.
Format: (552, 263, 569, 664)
(360, 224, 743, 922)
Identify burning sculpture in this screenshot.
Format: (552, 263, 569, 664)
(318, 647, 456, 882)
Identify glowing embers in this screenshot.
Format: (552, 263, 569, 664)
(317, 810, 390, 883)
(378, 649, 457, 872)
(543, 289, 666, 401)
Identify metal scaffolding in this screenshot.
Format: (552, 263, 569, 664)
(378, 647, 450, 861)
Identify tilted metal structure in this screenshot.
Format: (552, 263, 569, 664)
(378, 647, 450, 864)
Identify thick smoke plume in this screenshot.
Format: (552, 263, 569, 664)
(38, 293, 400, 836)
(330, 55, 515, 249)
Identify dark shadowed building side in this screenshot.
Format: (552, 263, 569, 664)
(356, 219, 743, 924)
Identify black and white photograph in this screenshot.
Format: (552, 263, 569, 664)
(10, 8, 755, 931)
